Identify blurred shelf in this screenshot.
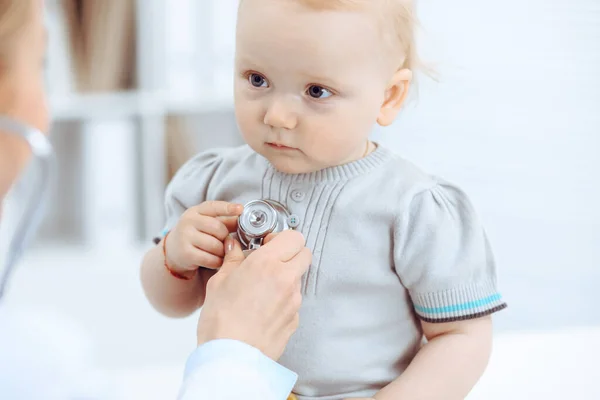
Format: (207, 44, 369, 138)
(49, 90, 234, 122)
(167, 92, 234, 115)
(50, 91, 164, 121)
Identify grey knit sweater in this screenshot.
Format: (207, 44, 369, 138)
(157, 144, 506, 400)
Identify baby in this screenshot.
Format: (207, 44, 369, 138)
(141, 0, 506, 399)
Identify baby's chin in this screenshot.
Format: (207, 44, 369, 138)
(266, 155, 322, 175)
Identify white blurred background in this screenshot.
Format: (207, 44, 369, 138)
(3, 0, 600, 399)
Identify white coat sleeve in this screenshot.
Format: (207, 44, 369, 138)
(178, 339, 298, 400)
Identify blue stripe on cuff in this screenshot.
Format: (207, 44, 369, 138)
(153, 229, 170, 244)
(414, 293, 503, 315)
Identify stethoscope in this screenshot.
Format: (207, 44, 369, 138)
(0, 116, 54, 300)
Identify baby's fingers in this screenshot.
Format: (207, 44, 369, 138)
(218, 215, 240, 233)
(185, 245, 223, 270)
(191, 215, 231, 241)
(193, 201, 243, 218)
(190, 231, 226, 258)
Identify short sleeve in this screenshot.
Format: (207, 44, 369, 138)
(152, 150, 224, 244)
(394, 181, 507, 323)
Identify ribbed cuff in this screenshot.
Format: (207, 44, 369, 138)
(410, 280, 507, 323)
(152, 228, 170, 245)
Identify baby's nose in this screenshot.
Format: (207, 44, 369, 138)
(263, 96, 299, 130)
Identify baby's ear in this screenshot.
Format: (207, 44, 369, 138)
(377, 68, 412, 127)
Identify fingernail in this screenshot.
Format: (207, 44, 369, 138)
(225, 236, 233, 254)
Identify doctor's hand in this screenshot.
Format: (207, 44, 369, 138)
(196, 230, 311, 361)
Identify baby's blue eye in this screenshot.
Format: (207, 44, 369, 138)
(307, 85, 332, 99)
(249, 73, 268, 88)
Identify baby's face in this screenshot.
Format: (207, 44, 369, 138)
(234, 0, 394, 174)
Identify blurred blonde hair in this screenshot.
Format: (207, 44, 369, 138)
(0, 0, 32, 65)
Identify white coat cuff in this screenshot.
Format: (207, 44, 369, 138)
(184, 339, 297, 398)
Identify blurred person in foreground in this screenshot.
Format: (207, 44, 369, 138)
(0, 1, 310, 399)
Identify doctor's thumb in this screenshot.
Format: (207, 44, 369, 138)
(222, 236, 245, 267)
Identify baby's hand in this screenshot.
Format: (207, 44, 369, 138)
(165, 201, 243, 273)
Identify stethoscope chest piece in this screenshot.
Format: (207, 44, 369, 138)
(237, 199, 293, 253)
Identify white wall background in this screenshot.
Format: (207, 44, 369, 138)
(372, 0, 600, 331)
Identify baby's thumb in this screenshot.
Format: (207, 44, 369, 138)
(221, 236, 244, 271)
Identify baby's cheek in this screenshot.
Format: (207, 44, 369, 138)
(236, 103, 262, 140)
(306, 131, 347, 165)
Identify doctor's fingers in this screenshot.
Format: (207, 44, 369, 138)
(284, 247, 312, 279)
(260, 230, 306, 262)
